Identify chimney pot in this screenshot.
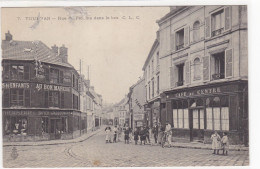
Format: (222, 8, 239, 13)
(5, 30, 13, 41)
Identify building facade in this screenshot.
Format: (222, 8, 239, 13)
(157, 6, 248, 145)
(2, 32, 88, 141)
(142, 36, 161, 128)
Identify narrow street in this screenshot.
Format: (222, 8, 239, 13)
(3, 131, 249, 167)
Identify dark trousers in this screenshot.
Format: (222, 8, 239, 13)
(113, 134, 117, 142)
(146, 135, 150, 143)
(154, 133, 158, 143)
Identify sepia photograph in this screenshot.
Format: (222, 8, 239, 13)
(1, 5, 249, 167)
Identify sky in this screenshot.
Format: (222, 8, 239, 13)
(1, 7, 169, 104)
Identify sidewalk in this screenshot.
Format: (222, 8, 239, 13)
(3, 127, 103, 147)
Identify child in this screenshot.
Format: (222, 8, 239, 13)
(211, 131, 221, 154)
(221, 132, 229, 155)
(133, 128, 139, 145)
(105, 126, 111, 143)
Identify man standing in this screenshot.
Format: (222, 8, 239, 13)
(113, 125, 118, 143)
(152, 122, 159, 144)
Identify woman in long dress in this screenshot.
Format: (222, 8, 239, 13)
(211, 131, 221, 154)
(105, 126, 112, 143)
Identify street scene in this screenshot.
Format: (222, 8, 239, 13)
(2, 6, 248, 167)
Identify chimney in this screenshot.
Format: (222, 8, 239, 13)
(59, 44, 68, 63)
(5, 30, 13, 41)
(51, 44, 58, 56)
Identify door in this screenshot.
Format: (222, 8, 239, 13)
(191, 108, 204, 142)
(50, 118, 61, 140)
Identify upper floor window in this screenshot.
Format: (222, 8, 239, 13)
(49, 91, 59, 107)
(50, 68, 59, 84)
(11, 65, 24, 80)
(176, 28, 184, 50)
(176, 63, 184, 86)
(193, 21, 200, 42)
(212, 52, 225, 80)
(11, 89, 24, 106)
(157, 76, 159, 94)
(152, 60, 154, 73)
(152, 79, 154, 98)
(211, 9, 224, 37)
(193, 58, 201, 80)
(157, 52, 159, 65)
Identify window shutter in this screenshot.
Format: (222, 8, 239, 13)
(225, 49, 233, 78)
(170, 66, 175, 88)
(44, 91, 48, 108)
(3, 90, 10, 107)
(45, 67, 49, 82)
(184, 26, 190, 47)
(224, 6, 231, 31)
(25, 89, 30, 107)
(170, 33, 175, 51)
(61, 92, 65, 108)
(185, 61, 191, 84)
(203, 56, 210, 81)
(3, 64, 10, 80)
(205, 16, 211, 39)
(24, 65, 30, 80)
(60, 70, 64, 84)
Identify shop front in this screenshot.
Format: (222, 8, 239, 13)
(144, 99, 161, 128)
(133, 113, 145, 129)
(3, 109, 84, 142)
(163, 80, 248, 145)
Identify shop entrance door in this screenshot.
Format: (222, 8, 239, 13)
(50, 118, 61, 140)
(190, 108, 204, 142)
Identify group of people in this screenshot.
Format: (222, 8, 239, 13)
(105, 125, 132, 144)
(211, 131, 230, 155)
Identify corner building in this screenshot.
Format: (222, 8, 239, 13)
(158, 6, 248, 145)
(2, 32, 87, 141)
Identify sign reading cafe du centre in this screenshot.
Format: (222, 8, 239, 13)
(174, 87, 221, 98)
(2, 82, 70, 92)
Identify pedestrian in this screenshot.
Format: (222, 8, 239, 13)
(128, 127, 133, 143)
(152, 122, 159, 144)
(133, 127, 139, 145)
(221, 132, 229, 155)
(113, 125, 118, 143)
(165, 122, 172, 147)
(139, 126, 146, 145)
(124, 127, 130, 144)
(157, 123, 164, 144)
(145, 126, 151, 144)
(118, 125, 122, 142)
(211, 131, 221, 154)
(105, 126, 112, 143)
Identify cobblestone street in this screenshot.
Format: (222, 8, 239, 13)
(3, 131, 249, 167)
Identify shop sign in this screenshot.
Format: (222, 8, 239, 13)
(2, 82, 70, 92)
(3, 110, 70, 116)
(133, 114, 144, 120)
(38, 111, 70, 116)
(3, 110, 33, 116)
(174, 87, 221, 98)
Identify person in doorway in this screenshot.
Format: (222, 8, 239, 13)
(113, 125, 118, 143)
(133, 127, 139, 145)
(165, 122, 172, 147)
(211, 131, 221, 154)
(124, 127, 130, 144)
(152, 122, 159, 144)
(221, 132, 230, 155)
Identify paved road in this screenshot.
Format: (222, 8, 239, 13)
(3, 131, 249, 167)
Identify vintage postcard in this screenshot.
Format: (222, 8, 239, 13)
(1, 4, 249, 168)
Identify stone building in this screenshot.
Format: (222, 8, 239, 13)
(157, 6, 248, 145)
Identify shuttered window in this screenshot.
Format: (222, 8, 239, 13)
(225, 49, 233, 78)
(185, 61, 190, 84)
(203, 56, 210, 81)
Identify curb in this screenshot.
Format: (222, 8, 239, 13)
(3, 129, 102, 147)
(170, 145, 249, 151)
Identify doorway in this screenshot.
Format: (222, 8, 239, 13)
(190, 108, 205, 142)
(50, 118, 61, 140)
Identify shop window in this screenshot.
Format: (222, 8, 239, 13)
(176, 28, 184, 50)
(50, 68, 59, 84)
(49, 91, 59, 107)
(3, 90, 10, 107)
(193, 58, 201, 80)
(10, 89, 24, 106)
(193, 21, 200, 42)
(211, 9, 224, 37)
(4, 116, 28, 135)
(212, 52, 225, 80)
(61, 116, 68, 133)
(173, 100, 189, 129)
(176, 64, 184, 86)
(41, 117, 49, 133)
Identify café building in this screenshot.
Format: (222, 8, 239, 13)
(2, 31, 87, 141)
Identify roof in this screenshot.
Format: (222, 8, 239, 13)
(156, 6, 187, 25)
(2, 40, 73, 68)
(142, 39, 159, 71)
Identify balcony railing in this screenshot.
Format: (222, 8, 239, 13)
(176, 43, 184, 50)
(212, 73, 225, 80)
(176, 81, 183, 87)
(211, 28, 224, 37)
